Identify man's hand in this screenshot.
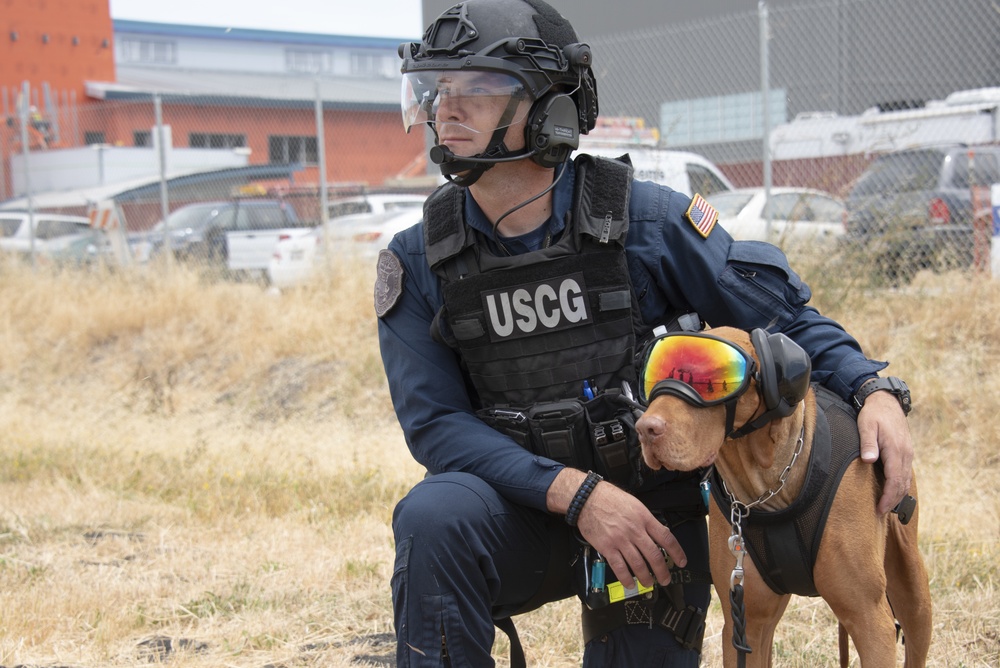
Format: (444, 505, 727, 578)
(547, 469, 686, 589)
(857, 389, 913, 515)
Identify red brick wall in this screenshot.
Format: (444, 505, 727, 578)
(73, 101, 427, 188)
(0, 0, 116, 98)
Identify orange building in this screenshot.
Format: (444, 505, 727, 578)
(1, 0, 116, 99)
(2, 0, 115, 167)
(1, 2, 428, 208)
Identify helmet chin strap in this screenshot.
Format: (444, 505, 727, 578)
(431, 94, 528, 188)
(438, 126, 517, 187)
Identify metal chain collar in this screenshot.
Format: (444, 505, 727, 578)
(722, 425, 806, 589)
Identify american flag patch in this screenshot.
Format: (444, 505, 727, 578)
(685, 194, 719, 238)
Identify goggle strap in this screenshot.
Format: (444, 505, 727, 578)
(728, 409, 780, 440)
(725, 401, 737, 438)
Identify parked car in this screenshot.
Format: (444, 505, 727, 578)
(268, 208, 424, 289)
(707, 187, 845, 247)
(328, 207, 425, 259)
(327, 192, 426, 219)
(0, 211, 117, 266)
(843, 144, 1000, 281)
(141, 199, 309, 276)
(36, 230, 115, 267)
(0, 211, 92, 255)
(576, 142, 734, 197)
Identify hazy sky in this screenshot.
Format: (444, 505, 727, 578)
(108, 0, 426, 39)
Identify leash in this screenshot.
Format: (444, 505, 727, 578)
(495, 616, 526, 668)
(728, 526, 752, 668)
(720, 425, 806, 667)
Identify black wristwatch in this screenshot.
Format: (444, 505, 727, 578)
(852, 376, 911, 416)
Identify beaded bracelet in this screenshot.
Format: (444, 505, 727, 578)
(565, 471, 603, 527)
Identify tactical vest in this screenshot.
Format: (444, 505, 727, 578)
(710, 385, 862, 596)
(423, 155, 647, 487)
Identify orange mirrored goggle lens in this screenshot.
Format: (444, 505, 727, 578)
(640, 334, 753, 405)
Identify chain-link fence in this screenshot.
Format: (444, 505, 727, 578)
(590, 0, 1000, 282)
(0, 82, 430, 280)
(2, 0, 1000, 283)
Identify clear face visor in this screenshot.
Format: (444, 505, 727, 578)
(401, 70, 532, 136)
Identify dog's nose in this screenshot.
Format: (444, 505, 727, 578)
(636, 413, 666, 444)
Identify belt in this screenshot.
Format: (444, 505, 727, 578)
(581, 583, 708, 652)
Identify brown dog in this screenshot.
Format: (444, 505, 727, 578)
(635, 326, 931, 667)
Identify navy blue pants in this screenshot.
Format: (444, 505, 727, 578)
(391, 472, 709, 667)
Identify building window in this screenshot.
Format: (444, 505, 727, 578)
(350, 51, 385, 77)
(660, 89, 787, 147)
(286, 48, 332, 74)
(83, 131, 106, 145)
(118, 38, 177, 65)
(189, 132, 246, 149)
(134, 130, 152, 147)
(268, 135, 318, 165)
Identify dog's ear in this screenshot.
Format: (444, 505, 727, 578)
(751, 328, 812, 418)
(749, 420, 784, 469)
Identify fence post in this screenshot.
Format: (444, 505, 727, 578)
(759, 1, 772, 238)
(315, 78, 330, 270)
(991, 183, 1000, 278)
(972, 188, 991, 274)
(0, 86, 8, 202)
(970, 150, 991, 274)
(315, 79, 329, 227)
(19, 81, 36, 268)
(154, 92, 172, 272)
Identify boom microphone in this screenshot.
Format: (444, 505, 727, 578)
(429, 144, 536, 165)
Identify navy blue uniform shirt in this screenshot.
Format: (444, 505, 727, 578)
(376, 159, 886, 511)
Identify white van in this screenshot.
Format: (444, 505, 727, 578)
(575, 141, 734, 197)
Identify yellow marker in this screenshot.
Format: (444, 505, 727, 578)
(607, 577, 655, 603)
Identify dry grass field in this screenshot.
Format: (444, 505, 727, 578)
(0, 251, 997, 667)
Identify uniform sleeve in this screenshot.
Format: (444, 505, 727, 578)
(626, 182, 886, 401)
(375, 226, 563, 511)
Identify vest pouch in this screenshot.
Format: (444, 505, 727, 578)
(583, 394, 644, 489)
(475, 408, 531, 449)
(524, 401, 594, 471)
(476, 395, 643, 484)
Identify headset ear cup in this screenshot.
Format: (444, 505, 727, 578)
(526, 93, 580, 168)
(751, 328, 780, 411)
(752, 328, 813, 418)
(771, 334, 812, 414)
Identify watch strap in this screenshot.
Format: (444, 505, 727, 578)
(852, 376, 911, 416)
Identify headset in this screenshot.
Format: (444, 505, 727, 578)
(524, 91, 582, 168)
(728, 328, 812, 438)
(428, 88, 583, 175)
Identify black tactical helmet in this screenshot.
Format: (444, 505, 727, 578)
(399, 0, 598, 185)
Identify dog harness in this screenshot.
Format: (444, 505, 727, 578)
(710, 385, 861, 596)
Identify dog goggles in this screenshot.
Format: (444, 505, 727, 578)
(639, 332, 757, 407)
